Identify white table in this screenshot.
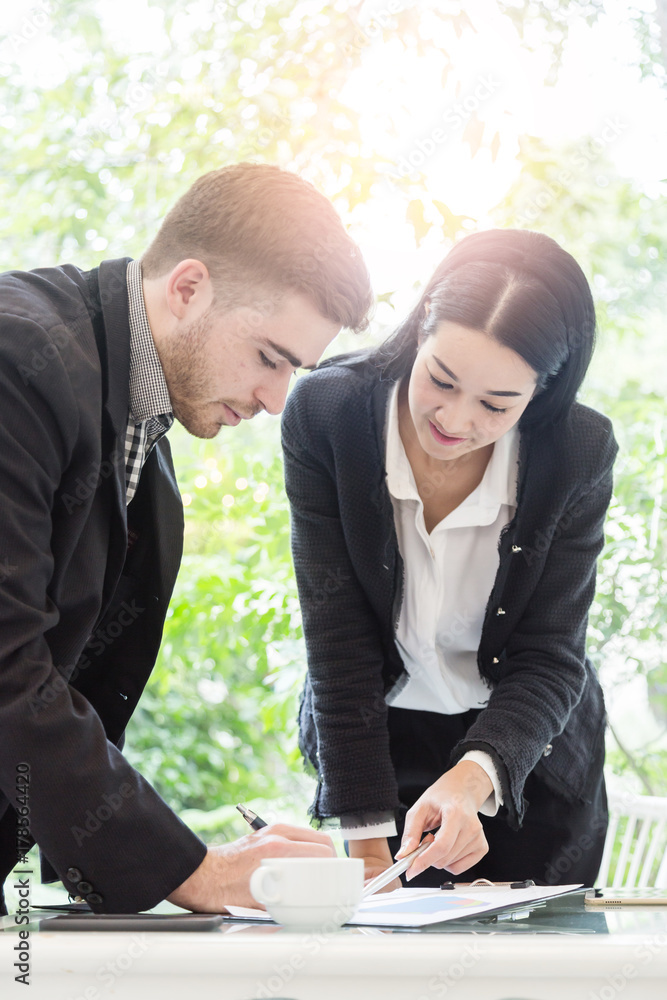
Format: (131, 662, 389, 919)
(2, 918, 667, 1000)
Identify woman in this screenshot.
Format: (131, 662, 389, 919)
(281, 229, 617, 888)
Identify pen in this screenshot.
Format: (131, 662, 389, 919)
(362, 840, 432, 899)
(440, 879, 536, 890)
(236, 803, 268, 830)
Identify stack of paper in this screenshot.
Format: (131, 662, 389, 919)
(227, 884, 583, 928)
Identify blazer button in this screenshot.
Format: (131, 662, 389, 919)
(77, 881, 93, 894)
(543, 743, 553, 757)
(87, 893, 104, 905)
(66, 868, 82, 883)
(511, 545, 522, 553)
(492, 657, 499, 664)
(496, 607, 506, 616)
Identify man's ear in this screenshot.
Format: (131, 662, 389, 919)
(165, 259, 212, 319)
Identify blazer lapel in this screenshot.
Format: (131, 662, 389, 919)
(88, 258, 133, 613)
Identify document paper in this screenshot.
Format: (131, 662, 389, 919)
(226, 884, 583, 928)
(349, 884, 583, 927)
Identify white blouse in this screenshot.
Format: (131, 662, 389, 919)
(344, 382, 519, 840)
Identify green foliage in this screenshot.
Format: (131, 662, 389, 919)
(497, 0, 605, 83)
(588, 385, 667, 795)
(0, 0, 383, 270)
(492, 135, 667, 330)
(1, 0, 666, 845)
(124, 418, 316, 838)
(339, 114, 667, 799)
(492, 137, 667, 794)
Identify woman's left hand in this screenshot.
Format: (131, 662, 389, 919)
(394, 760, 493, 880)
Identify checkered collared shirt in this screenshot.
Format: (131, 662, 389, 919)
(124, 259, 174, 504)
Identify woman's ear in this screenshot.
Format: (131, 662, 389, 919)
(529, 375, 548, 400)
(416, 298, 431, 349)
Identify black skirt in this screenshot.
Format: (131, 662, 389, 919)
(385, 705, 608, 888)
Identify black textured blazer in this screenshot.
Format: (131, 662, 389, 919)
(0, 259, 206, 914)
(281, 353, 618, 830)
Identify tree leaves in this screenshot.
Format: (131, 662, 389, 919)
(406, 198, 429, 245)
(3, 0, 666, 826)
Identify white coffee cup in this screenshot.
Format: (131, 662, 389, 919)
(250, 857, 364, 931)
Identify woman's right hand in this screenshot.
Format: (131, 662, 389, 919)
(347, 836, 402, 893)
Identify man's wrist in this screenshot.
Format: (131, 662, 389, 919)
(166, 847, 211, 909)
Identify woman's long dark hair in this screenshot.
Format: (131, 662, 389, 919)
(371, 229, 596, 426)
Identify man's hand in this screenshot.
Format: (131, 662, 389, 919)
(394, 761, 492, 880)
(167, 823, 336, 912)
(347, 836, 402, 893)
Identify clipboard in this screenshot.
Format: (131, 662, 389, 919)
(350, 883, 585, 927)
(225, 884, 585, 928)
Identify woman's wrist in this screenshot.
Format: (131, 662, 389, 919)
(347, 837, 393, 863)
(451, 759, 494, 811)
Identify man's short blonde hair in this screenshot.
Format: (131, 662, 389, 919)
(141, 163, 373, 331)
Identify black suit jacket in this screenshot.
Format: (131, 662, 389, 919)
(0, 258, 206, 914)
(282, 353, 618, 831)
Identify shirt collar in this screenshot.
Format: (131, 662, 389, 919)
(385, 381, 418, 502)
(126, 259, 173, 425)
(385, 380, 519, 523)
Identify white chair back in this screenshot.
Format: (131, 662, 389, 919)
(597, 791, 667, 888)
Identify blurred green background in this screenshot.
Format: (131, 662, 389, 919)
(1, 0, 665, 862)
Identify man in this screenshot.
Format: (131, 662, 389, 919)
(0, 163, 373, 914)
